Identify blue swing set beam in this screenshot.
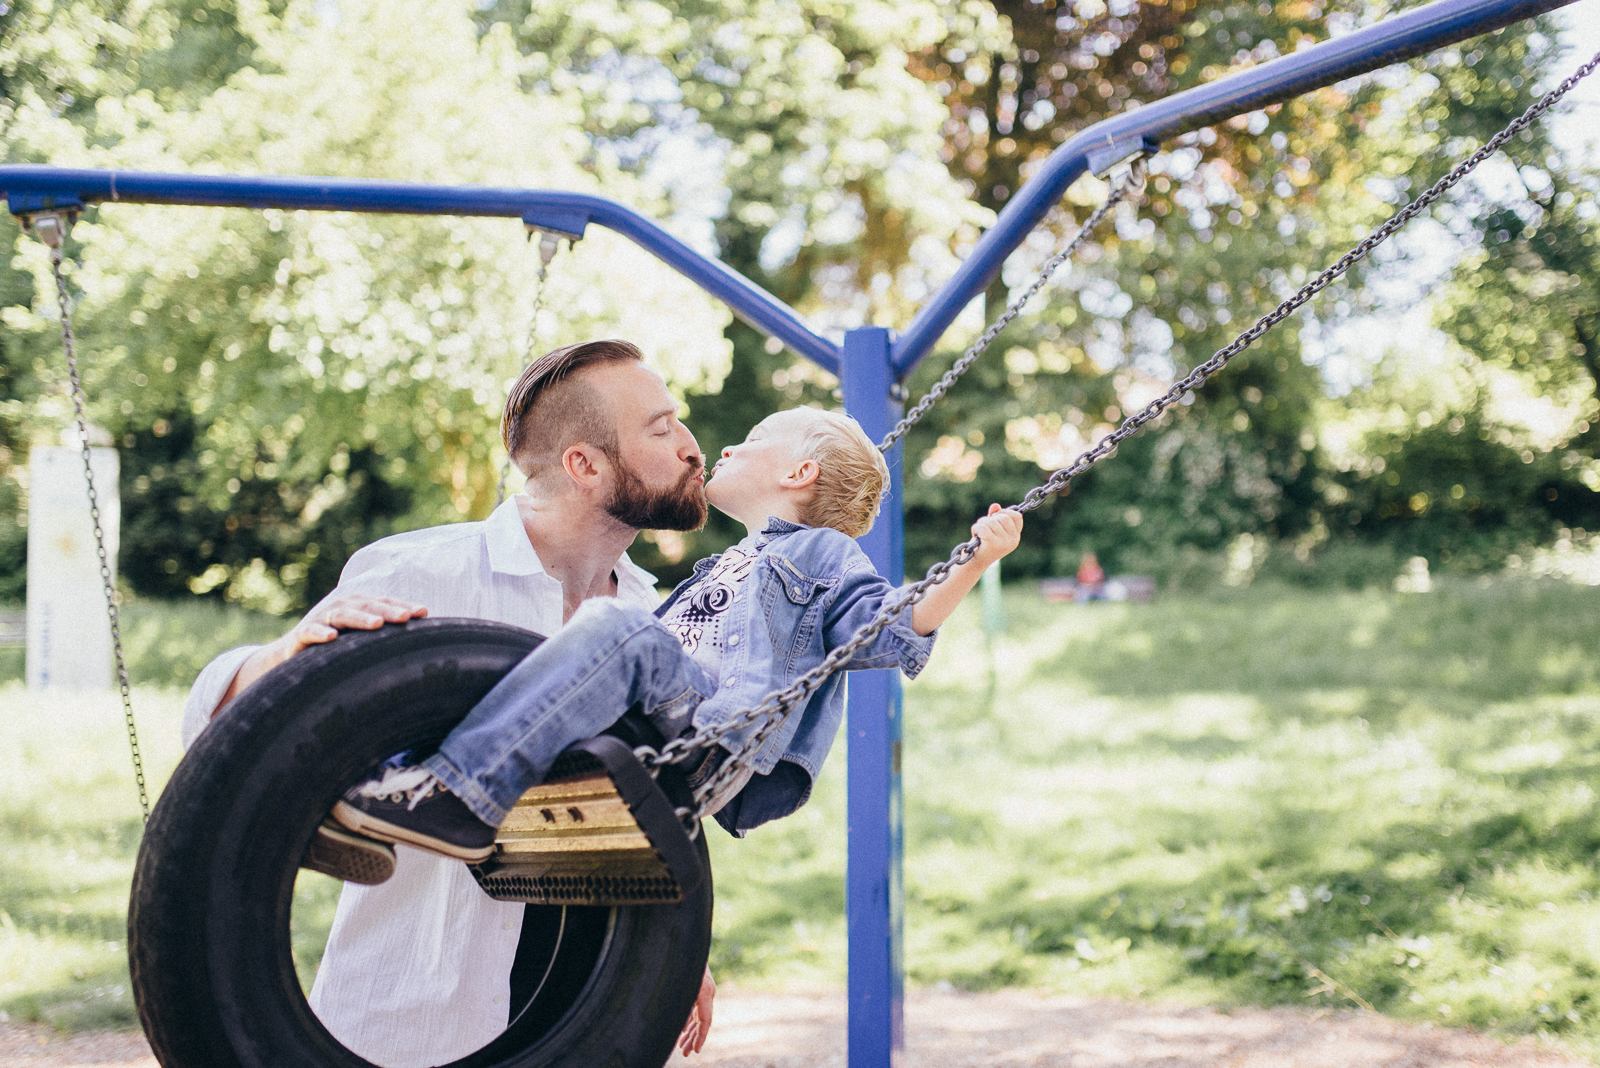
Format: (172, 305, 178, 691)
(0, 0, 1581, 1063)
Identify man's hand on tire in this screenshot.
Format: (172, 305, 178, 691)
(283, 595, 429, 655)
(219, 595, 428, 708)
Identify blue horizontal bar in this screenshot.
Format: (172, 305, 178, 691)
(0, 167, 841, 375)
(2, 0, 1574, 383)
(890, 0, 1581, 377)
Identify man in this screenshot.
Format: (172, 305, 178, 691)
(181, 340, 716, 1067)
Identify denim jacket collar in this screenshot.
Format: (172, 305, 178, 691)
(760, 516, 806, 535)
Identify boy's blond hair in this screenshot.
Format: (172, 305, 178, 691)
(795, 409, 889, 538)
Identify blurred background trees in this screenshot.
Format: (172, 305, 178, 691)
(2, 0, 1597, 613)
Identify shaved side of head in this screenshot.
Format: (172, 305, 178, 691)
(502, 340, 644, 486)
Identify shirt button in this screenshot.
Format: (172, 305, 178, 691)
(728, 635, 740, 647)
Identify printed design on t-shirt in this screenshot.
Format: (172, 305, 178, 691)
(661, 544, 757, 664)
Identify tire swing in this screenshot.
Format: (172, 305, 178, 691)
(129, 617, 713, 1068)
(25, 208, 708, 1067)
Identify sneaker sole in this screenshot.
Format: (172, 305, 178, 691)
(301, 821, 397, 885)
(331, 800, 496, 863)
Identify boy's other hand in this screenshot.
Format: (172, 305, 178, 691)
(970, 503, 1023, 566)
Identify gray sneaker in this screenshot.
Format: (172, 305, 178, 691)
(301, 820, 396, 885)
(332, 765, 497, 863)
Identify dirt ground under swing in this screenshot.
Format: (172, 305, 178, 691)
(2, 989, 1594, 1067)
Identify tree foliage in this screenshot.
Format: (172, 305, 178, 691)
(2, 0, 1596, 612)
(3, 0, 731, 610)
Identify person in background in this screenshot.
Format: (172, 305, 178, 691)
(1075, 551, 1106, 602)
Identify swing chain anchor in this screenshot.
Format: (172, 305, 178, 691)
(23, 209, 75, 249)
(31, 210, 151, 823)
(649, 46, 1600, 823)
(531, 229, 562, 267)
(520, 230, 561, 367)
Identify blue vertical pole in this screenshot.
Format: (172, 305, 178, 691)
(840, 326, 905, 1068)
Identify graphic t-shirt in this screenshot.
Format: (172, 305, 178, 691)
(658, 533, 760, 686)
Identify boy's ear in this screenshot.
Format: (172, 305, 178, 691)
(780, 458, 821, 491)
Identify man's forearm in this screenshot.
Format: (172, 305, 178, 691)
(217, 636, 298, 708)
(215, 593, 431, 711)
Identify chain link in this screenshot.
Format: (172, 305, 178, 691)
(37, 214, 151, 823)
(649, 47, 1600, 826)
(494, 232, 562, 507)
(877, 155, 1148, 454)
(1013, 46, 1600, 513)
(651, 160, 1151, 817)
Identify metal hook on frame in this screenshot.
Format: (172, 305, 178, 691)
(526, 225, 579, 267)
(21, 209, 76, 250)
(1086, 135, 1160, 184)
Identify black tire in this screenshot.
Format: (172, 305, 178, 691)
(129, 618, 713, 1068)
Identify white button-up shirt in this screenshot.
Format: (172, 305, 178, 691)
(181, 498, 659, 1068)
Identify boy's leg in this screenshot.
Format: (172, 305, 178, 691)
(422, 599, 710, 827)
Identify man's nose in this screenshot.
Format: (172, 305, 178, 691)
(677, 423, 702, 459)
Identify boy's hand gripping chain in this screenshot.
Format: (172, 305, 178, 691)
(644, 47, 1600, 829)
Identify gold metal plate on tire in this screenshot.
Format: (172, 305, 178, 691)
(469, 739, 700, 907)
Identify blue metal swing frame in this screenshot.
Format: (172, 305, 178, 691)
(1, 0, 1582, 1061)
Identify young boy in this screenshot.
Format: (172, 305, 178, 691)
(330, 406, 1022, 861)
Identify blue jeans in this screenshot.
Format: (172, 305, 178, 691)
(423, 599, 712, 826)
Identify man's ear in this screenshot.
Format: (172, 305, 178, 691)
(780, 458, 821, 491)
(560, 442, 610, 491)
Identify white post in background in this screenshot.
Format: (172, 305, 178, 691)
(26, 430, 118, 689)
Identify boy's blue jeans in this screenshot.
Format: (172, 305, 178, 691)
(423, 599, 712, 826)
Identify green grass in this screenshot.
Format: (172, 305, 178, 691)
(0, 686, 187, 1029)
(708, 576, 1600, 1056)
(6, 580, 1600, 1057)
(0, 597, 288, 688)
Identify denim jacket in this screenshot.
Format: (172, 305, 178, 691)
(655, 517, 936, 835)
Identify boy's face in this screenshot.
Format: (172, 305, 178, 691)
(704, 409, 817, 517)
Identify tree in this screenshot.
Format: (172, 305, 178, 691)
(894, 6, 1592, 580)
(5, 0, 1587, 608)
(3, 0, 732, 611)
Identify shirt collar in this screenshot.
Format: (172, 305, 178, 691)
(485, 497, 545, 577)
(614, 552, 658, 598)
(760, 516, 807, 535)
(486, 496, 657, 592)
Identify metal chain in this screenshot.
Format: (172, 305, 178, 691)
(650, 46, 1600, 825)
(644, 158, 1147, 814)
(494, 231, 562, 507)
(877, 154, 1148, 454)
(1011, 44, 1600, 513)
(36, 213, 151, 823)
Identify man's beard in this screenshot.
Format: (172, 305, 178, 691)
(605, 455, 708, 531)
